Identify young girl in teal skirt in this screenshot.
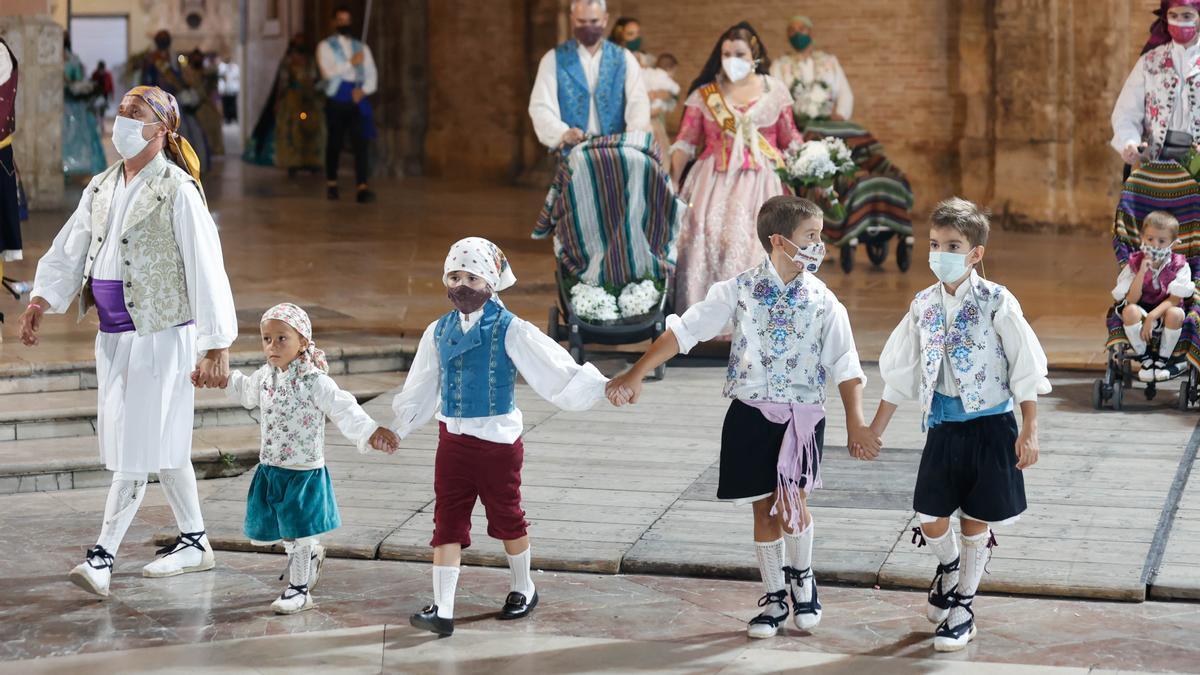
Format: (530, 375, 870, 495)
(224, 303, 398, 614)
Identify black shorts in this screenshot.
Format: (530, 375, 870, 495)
(717, 399, 826, 502)
(913, 411, 1027, 523)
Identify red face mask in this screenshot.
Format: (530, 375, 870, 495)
(1170, 19, 1199, 44)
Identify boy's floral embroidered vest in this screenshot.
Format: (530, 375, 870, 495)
(77, 153, 195, 336)
(914, 275, 1011, 426)
(556, 39, 627, 137)
(1140, 43, 1200, 160)
(725, 261, 828, 404)
(1127, 250, 1192, 306)
(435, 300, 518, 418)
(256, 362, 327, 467)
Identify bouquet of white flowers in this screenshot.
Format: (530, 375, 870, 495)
(776, 137, 857, 222)
(790, 80, 834, 125)
(569, 279, 663, 324)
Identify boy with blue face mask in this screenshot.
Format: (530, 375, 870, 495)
(866, 197, 1051, 653)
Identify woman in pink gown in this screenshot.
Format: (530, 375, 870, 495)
(670, 22, 803, 312)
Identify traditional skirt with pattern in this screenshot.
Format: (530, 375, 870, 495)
(799, 120, 914, 247)
(534, 131, 685, 288)
(1109, 161, 1200, 366)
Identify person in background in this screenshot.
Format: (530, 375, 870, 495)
(769, 15, 853, 124)
(218, 56, 240, 124)
(609, 16, 655, 68)
(62, 34, 107, 180)
(317, 4, 378, 203)
(275, 37, 325, 176)
(91, 60, 115, 109)
(0, 37, 25, 328)
(642, 53, 680, 163)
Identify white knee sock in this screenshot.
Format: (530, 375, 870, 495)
(288, 540, 313, 589)
(159, 463, 205, 534)
(96, 472, 149, 557)
(924, 527, 960, 594)
(783, 518, 814, 572)
(1124, 323, 1148, 356)
(755, 538, 787, 596)
(948, 530, 990, 626)
(433, 565, 460, 619)
(506, 547, 535, 598)
(1159, 326, 1183, 358)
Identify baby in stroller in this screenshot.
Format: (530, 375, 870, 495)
(1113, 210, 1194, 382)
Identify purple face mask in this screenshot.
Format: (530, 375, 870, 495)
(447, 285, 493, 314)
(574, 25, 605, 47)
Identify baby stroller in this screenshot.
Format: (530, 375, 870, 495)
(534, 132, 685, 380)
(798, 120, 915, 274)
(1094, 312, 1200, 411)
(1097, 159, 1200, 410)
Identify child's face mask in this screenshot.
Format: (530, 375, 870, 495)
(782, 235, 825, 273)
(929, 249, 977, 285)
(447, 285, 492, 314)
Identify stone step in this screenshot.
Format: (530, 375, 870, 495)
(0, 340, 416, 395)
(0, 371, 405, 442)
(0, 425, 262, 495)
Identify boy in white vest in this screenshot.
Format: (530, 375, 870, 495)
(867, 197, 1050, 652)
(19, 86, 237, 597)
(607, 196, 880, 639)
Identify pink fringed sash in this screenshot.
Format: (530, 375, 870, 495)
(741, 401, 825, 532)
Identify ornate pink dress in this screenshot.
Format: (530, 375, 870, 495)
(671, 75, 802, 311)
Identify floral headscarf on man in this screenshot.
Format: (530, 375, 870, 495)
(261, 303, 329, 376)
(124, 85, 203, 187)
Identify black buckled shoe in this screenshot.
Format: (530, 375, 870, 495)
(409, 604, 454, 636)
(498, 590, 538, 620)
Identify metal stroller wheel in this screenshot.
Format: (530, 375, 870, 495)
(840, 244, 855, 273)
(647, 321, 666, 381)
(896, 237, 913, 272)
(1145, 382, 1157, 400)
(1112, 380, 1125, 411)
(1091, 379, 1105, 410)
(548, 306, 561, 341)
(1180, 379, 1191, 411)
(866, 239, 888, 266)
(568, 323, 585, 365)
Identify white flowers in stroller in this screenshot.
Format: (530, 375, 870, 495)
(570, 279, 663, 324)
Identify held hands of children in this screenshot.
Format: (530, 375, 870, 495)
(605, 372, 642, 407)
(847, 423, 882, 461)
(368, 427, 400, 454)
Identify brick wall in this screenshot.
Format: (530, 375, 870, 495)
(422, 0, 1171, 231)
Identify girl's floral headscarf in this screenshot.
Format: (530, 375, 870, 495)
(261, 303, 328, 375)
(124, 85, 203, 187)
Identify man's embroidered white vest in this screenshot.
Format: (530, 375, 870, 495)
(1140, 44, 1200, 160)
(914, 275, 1012, 417)
(76, 154, 196, 335)
(725, 262, 828, 404)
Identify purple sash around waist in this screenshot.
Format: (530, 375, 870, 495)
(90, 279, 194, 334)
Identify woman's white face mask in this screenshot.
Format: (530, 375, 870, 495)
(111, 115, 160, 160)
(722, 56, 753, 83)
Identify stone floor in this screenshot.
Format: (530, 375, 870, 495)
(1, 159, 1117, 370)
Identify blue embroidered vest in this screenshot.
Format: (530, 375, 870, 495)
(556, 39, 626, 136)
(914, 275, 1012, 425)
(435, 301, 517, 418)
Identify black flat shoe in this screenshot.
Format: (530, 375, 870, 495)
(326, 185, 339, 201)
(498, 590, 538, 620)
(356, 188, 376, 204)
(409, 604, 454, 636)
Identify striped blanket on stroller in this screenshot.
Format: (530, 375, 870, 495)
(800, 120, 914, 247)
(1108, 160, 1200, 367)
(534, 132, 685, 288)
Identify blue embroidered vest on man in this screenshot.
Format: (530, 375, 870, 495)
(435, 300, 518, 418)
(555, 39, 627, 137)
